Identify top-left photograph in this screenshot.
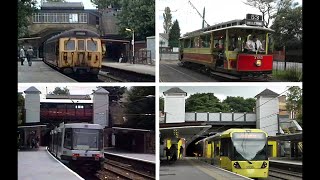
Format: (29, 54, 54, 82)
(18, 0, 155, 82)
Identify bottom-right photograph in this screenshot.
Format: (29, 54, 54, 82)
(159, 85, 302, 180)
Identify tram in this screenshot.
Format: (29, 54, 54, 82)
(179, 14, 275, 80)
(198, 128, 269, 178)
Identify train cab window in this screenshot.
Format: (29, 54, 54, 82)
(220, 138, 232, 157)
(87, 39, 98, 51)
(64, 40, 75, 50)
(77, 40, 85, 51)
(64, 128, 72, 149)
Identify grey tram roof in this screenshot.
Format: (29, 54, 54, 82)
(180, 19, 274, 39)
(24, 86, 41, 94)
(46, 29, 100, 43)
(41, 2, 84, 10)
(46, 94, 91, 100)
(163, 87, 187, 95)
(255, 89, 279, 98)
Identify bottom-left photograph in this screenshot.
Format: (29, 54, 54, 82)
(18, 84, 155, 180)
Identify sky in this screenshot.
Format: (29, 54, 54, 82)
(37, 0, 97, 9)
(157, 0, 303, 35)
(18, 84, 131, 99)
(159, 83, 302, 101)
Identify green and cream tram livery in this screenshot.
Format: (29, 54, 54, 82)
(199, 129, 269, 179)
(179, 14, 275, 80)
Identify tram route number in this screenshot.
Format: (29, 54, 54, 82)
(254, 55, 263, 59)
(246, 14, 262, 21)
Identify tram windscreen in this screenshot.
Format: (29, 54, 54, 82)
(72, 129, 103, 150)
(231, 132, 267, 161)
(87, 39, 98, 51)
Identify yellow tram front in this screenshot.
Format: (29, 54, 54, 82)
(210, 129, 269, 179)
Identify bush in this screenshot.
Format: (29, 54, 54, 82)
(272, 69, 302, 82)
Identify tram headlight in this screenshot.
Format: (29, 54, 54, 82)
(233, 162, 241, 169)
(255, 59, 262, 67)
(261, 161, 268, 168)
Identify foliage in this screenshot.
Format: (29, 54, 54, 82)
(286, 86, 302, 126)
(271, 0, 302, 48)
(124, 87, 155, 130)
(159, 97, 164, 111)
(117, 0, 155, 40)
(90, 0, 121, 9)
(163, 6, 172, 34)
(185, 93, 230, 112)
(168, 20, 181, 47)
(100, 86, 126, 102)
(18, 93, 25, 125)
(18, 0, 38, 38)
(243, 0, 277, 27)
(49, 87, 70, 95)
(272, 69, 302, 82)
(223, 97, 256, 113)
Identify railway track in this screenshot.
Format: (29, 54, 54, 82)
(101, 66, 155, 82)
(104, 160, 155, 180)
(268, 168, 302, 180)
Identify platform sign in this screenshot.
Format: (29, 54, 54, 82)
(245, 14, 263, 26)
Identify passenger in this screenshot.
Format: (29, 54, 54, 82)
(119, 53, 124, 63)
(179, 145, 184, 159)
(19, 46, 25, 65)
(244, 35, 254, 52)
(35, 136, 40, 148)
(170, 144, 178, 161)
(252, 36, 264, 51)
(165, 147, 170, 161)
(26, 46, 34, 66)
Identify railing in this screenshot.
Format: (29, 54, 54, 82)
(184, 112, 256, 122)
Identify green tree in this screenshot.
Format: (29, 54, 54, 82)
(163, 7, 172, 34)
(159, 97, 164, 111)
(100, 86, 126, 102)
(116, 0, 155, 40)
(49, 87, 70, 95)
(18, 93, 25, 125)
(244, 0, 277, 27)
(168, 19, 180, 47)
(223, 97, 256, 112)
(18, 0, 37, 38)
(185, 93, 230, 112)
(286, 86, 302, 126)
(271, 1, 302, 48)
(124, 87, 155, 130)
(90, 0, 121, 9)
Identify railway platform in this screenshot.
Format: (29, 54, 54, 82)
(104, 147, 155, 164)
(18, 146, 83, 180)
(160, 158, 252, 180)
(101, 62, 155, 76)
(18, 62, 76, 82)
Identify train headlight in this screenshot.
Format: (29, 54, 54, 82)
(233, 162, 241, 169)
(72, 153, 79, 160)
(255, 59, 262, 67)
(261, 161, 268, 168)
(88, 52, 92, 60)
(63, 52, 67, 61)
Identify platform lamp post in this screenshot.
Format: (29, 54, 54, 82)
(126, 28, 134, 64)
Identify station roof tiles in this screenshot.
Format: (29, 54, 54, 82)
(24, 86, 41, 94)
(163, 87, 187, 95)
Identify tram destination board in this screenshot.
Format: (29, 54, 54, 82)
(232, 132, 266, 139)
(245, 14, 263, 26)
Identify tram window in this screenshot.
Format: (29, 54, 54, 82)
(64, 40, 75, 50)
(64, 128, 72, 149)
(200, 34, 210, 48)
(87, 40, 98, 51)
(184, 39, 191, 48)
(78, 40, 85, 51)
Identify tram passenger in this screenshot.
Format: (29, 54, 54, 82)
(244, 35, 254, 52)
(170, 144, 178, 161)
(253, 36, 264, 51)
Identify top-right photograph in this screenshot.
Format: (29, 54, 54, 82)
(158, 0, 302, 82)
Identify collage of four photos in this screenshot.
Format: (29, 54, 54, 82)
(18, 0, 302, 180)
